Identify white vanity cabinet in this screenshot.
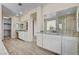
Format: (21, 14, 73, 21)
(62, 36, 78, 55)
(43, 34, 61, 54)
(36, 33, 79, 55)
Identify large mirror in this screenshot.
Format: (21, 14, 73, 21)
(44, 18, 57, 33)
(44, 7, 77, 36)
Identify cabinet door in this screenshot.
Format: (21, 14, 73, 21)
(62, 36, 78, 55)
(37, 34, 43, 47)
(43, 34, 51, 50)
(50, 35, 61, 54)
(43, 34, 61, 54)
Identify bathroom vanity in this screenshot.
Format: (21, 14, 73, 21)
(37, 7, 79, 55)
(37, 33, 78, 55)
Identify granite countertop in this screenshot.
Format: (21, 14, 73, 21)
(37, 32, 79, 37)
(16, 30, 27, 32)
(37, 32, 61, 35)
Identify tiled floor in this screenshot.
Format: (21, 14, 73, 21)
(3, 39, 55, 55)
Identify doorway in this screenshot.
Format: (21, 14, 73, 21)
(31, 12, 37, 44)
(3, 17, 11, 40)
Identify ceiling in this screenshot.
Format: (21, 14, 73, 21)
(2, 3, 44, 16)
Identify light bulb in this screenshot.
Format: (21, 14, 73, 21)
(19, 12, 23, 15)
